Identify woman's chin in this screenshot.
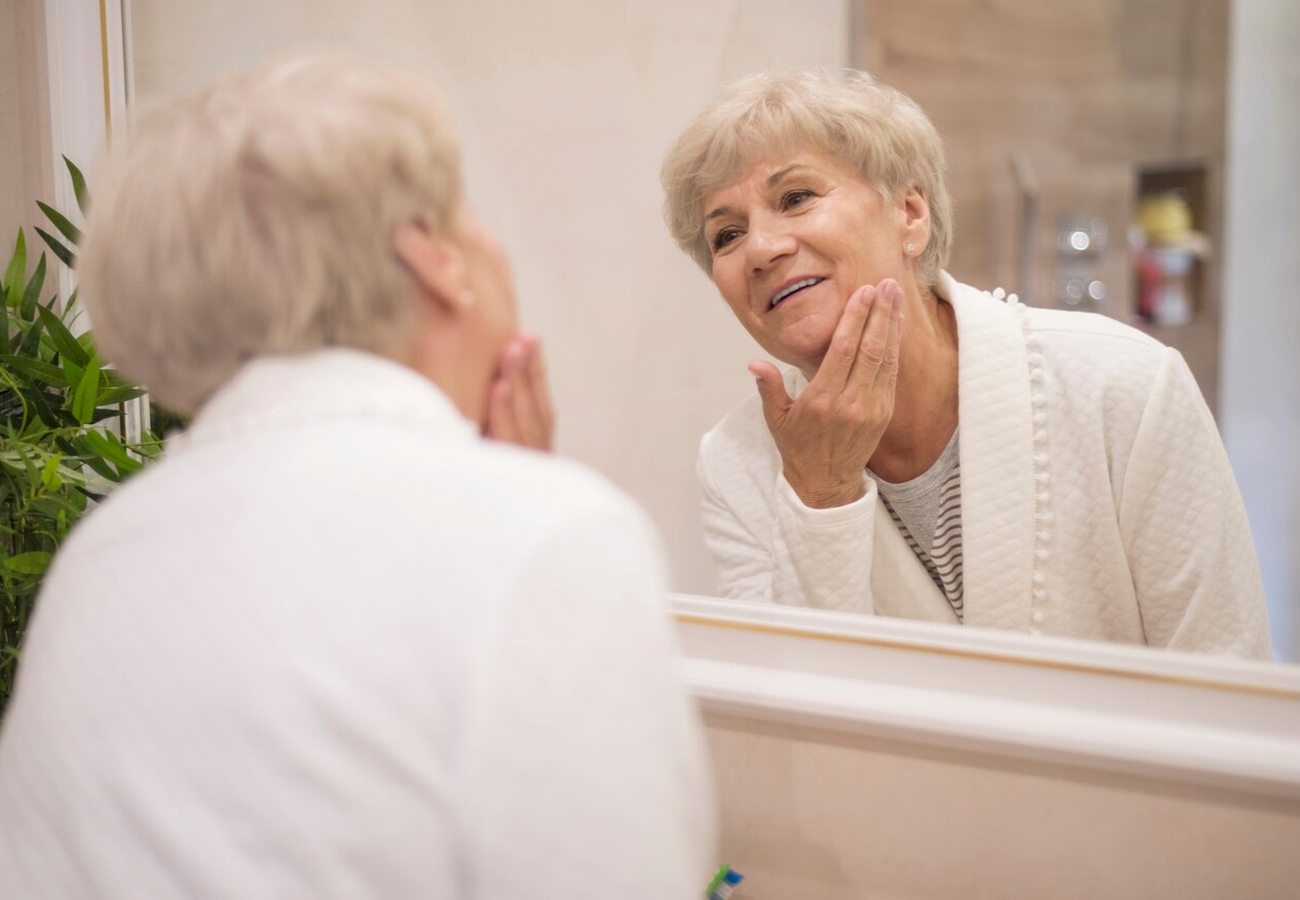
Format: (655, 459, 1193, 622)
(768, 334, 833, 375)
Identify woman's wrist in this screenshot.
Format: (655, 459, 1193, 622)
(784, 471, 865, 509)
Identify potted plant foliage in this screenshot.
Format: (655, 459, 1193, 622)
(0, 158, 161, 718)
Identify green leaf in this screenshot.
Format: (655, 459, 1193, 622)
(15, 443, 40, 485)
(16, 316, 44, 359)
(41, 453, 63, 491)
(36, 202, 81, 247)
(0, 355, 65, 385)
(18, 388, 62, 428)
(83, 428, 141, 475)
(3, 230, 25, 308)
(19, 254, 47, 322)
(90, 406, 123, 425)
(61, 358, 84, 392)
(0, 284, 8, 355)
(74, 443, 120, 482)
(97, 385, 146, 405)
(3, 551, 51, 576)
(64, 156, 90, 216)
(72, 356, 101, 424)
(37, 305, 89, 366)
(34, 227, 74, 269)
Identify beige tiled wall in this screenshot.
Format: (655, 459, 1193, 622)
(858, 0, 1230, 412)
(0, 0, 55, 251)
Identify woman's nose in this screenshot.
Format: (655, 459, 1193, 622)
(745, 215, 797, 275)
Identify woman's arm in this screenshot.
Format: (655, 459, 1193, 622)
(699, 446, 879, 612)
(1118, 348, 1273, 659)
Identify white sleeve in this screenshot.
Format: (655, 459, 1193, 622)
(699, 446, 879, 613)
(1118, 348, 1273, 659)
(460, 497, 715, 900)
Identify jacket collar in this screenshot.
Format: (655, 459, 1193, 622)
(172, 348, 479, 452)
(939, 273, 1036, 630)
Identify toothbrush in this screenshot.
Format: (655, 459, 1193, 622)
(705, 864, 744, 899)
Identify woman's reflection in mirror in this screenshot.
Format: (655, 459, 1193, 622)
(660, 70, 1270, 659)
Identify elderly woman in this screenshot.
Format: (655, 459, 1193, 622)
(0, 57, 712, 897)
(662, 70, 1271, 658)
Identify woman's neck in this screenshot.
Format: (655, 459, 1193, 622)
(868, 285, 959, 482)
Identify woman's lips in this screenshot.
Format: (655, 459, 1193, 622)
(767, 276, 826, 311)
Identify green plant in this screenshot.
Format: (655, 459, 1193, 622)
(1, 158, 161, 717)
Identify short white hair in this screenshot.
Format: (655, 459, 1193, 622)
(78, 54, 463, 414)
(660, 69, 953, 287)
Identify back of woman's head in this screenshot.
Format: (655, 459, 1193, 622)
(79, 55, 463, 414)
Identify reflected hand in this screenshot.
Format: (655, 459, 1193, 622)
(749, 280, 904, 508)
(484, 334, 555, 452)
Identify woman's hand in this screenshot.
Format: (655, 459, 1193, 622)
(749, 280, 904, 508)
(483, 334, 555, 452)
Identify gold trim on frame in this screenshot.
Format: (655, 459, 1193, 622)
(99, 0, 112, 138)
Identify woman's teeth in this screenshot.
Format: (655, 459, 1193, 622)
(770, 277, 824, 309)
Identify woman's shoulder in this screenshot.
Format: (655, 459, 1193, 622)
(1023, 305, 1164, 353)
(1021, 306, 1173, 392)
(473, 441, 652, 529)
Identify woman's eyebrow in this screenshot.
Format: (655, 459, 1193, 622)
(765, 163, 810, 187)
(706, 165, 818, 221)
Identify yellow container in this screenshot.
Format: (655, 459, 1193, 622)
(1137, 192, 1193, 243)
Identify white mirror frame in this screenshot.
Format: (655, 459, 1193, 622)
(673, 594, 1300, 801)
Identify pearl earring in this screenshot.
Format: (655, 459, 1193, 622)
(905, 242, 917, 254)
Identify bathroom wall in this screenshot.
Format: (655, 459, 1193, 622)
(706, 711, 1300, 899)
(0, 0, 55, 249)
(124, 0, 850, 597)
(1220, 0, 1300, 661)
(0, 2, 25, 243)
(858, 0, 1230, 411)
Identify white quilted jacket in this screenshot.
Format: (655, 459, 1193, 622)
(698, 273, 1273, 659)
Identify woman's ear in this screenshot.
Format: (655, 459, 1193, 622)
(900, 186, 931, 256)
(393, 221, 471, 313)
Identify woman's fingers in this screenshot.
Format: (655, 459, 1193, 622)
(486, 377, 521, 443)
(762, 278, 904, 509)
(879, 279, 904, 390)
(485, 335, 554, 452)
(810, 284, 875, 393)
(522, 335, 556, 447)
(748, 359, 793, 431)
(846, 279, 901, 394)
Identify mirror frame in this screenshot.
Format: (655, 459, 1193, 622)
(673, 593, 1300, 801)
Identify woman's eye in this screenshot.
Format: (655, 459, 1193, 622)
(782, 189, 814, 210)
(712, 228, 741, 251)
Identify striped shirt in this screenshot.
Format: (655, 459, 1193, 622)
(869, 429, 964, 622)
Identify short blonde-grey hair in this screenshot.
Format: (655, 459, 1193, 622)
(661, 69, 952, 286)
(78, 55, 463, 414)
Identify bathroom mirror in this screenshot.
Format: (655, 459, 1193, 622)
(24, 0, 1297, 667)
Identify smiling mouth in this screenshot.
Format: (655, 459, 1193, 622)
(768, 277, 825, 310)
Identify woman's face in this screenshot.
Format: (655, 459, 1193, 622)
(703, 151, 915, 375)
(457, 209, 519, 364)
